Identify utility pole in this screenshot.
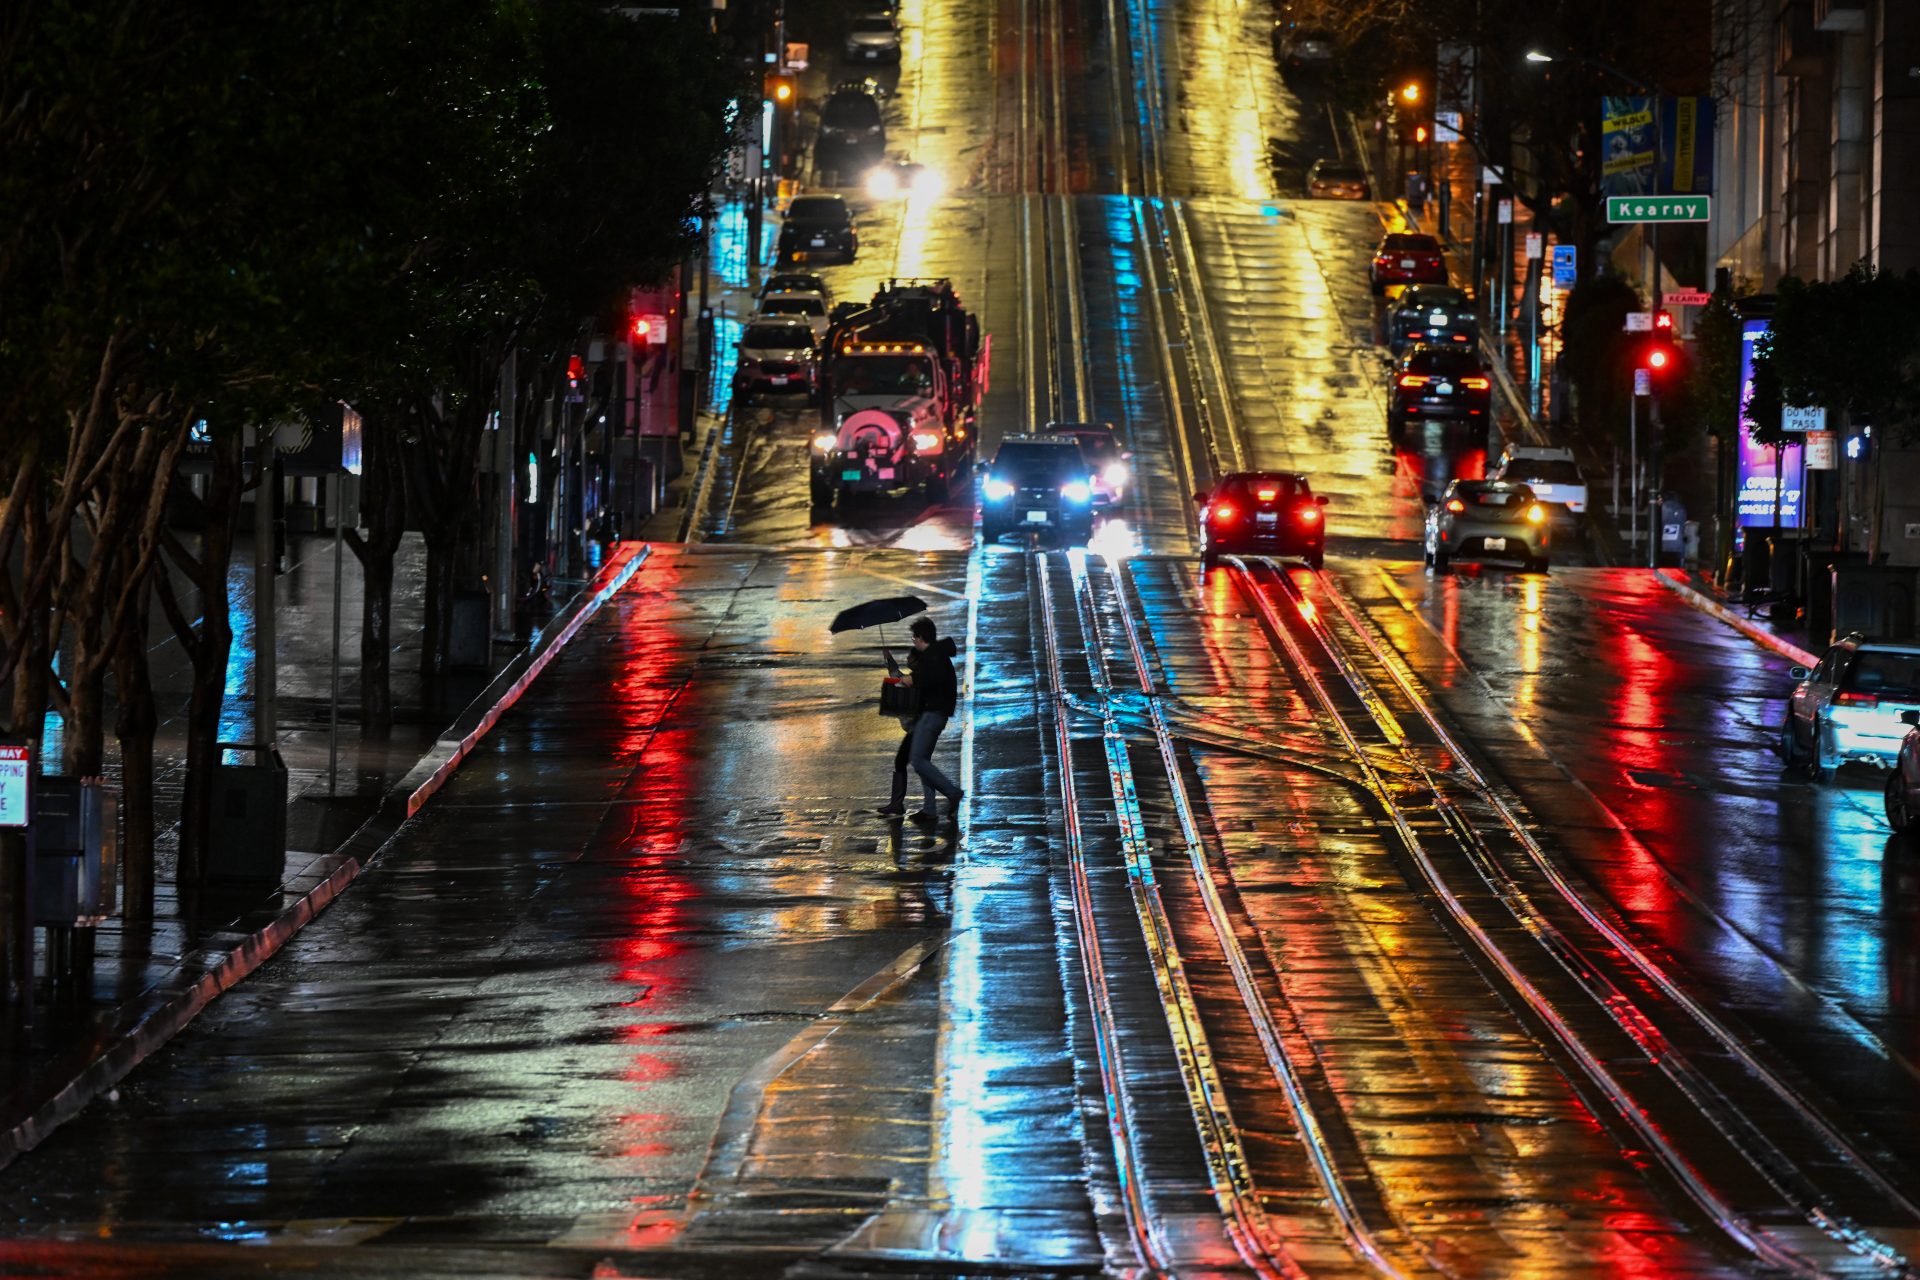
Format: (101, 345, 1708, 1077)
(495, 348, 517, 636)
(254, 425, 278, 754)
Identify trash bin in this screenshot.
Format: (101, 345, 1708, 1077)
(1657, 494, 1686, 564)
(207, 744, 288, 882)
(33, 777, 116, 926)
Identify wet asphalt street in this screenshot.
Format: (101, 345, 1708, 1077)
(5, 0, 1920, 1269)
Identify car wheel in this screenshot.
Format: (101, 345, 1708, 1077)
(1887, 771, 1914, 833)
(982, 521, 1004, 543)
(809, 477, 833, 507)
(1305, 548, 1324, 571)
(1201, 547, 1218, 571)
(1370, 280, 1384, 297)
(1528, 555, 1550, 573)
(1806, 717, 1833, 782)
(926, 472, 949, 502)
(1780, 710, 1805, 768)
(1433, 549, 1450, 572)
(1423, 544, 1434, 567)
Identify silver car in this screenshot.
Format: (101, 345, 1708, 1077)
(1424, 479, 1550, 571)
(732, 316, 819, 402)
(1783, 636, 1920, 780)
(844, 13, 901, 63)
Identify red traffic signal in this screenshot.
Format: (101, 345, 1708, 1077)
(764, 73, 795, 104)
(1646, 345, 1672, 370)
(566, 354, 585, 389)
(1653, 308, 1673, 331)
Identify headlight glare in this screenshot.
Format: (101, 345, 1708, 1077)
(1060, 480, 1093, 504)
(983, 477, 1016, 502)
(812, 432, 838, 452)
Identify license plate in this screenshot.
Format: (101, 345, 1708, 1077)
(1483, 536, 1507, 551)
(1399, 258, 1415, 268)
(1429, 312, 1448, 324)
(769, 375, 789, 385)
(1256, 513, 1277, 528)
(1025, 510, 1049, 523)
(1436, 382, 1452, 394)
(811, 237, 826, 246)
(842, 469, 862, 481)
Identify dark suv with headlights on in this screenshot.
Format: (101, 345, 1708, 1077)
(1388, 346, 1491, 440)
(777, 195, 859, 266)
(980, 435, 1096, 543)
(1196, 472, 1328, 569)
(732, 316, 819, 403)
(815, 87, 886, 180)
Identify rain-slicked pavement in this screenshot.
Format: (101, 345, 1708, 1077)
(7, 0, 1920, 1267)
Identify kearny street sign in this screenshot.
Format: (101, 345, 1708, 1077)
(1608, 195, 1711, 223)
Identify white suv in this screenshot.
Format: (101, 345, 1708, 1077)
(1494, 445, 1587, 514)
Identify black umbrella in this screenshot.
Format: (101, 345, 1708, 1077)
(829, 595, 928, 634)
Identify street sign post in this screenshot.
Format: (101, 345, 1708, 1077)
(1625, 312, 1652, 332)
(1782, 406, 1825, 433)
(1496, 199, 1513, 224)
(1633, 368, 1652, 396)
(1663, 289, 1712, 307)
(1524, 232, 1543, 259)
(1551, 244, 1577, 288)
(1805, 430, 1837, 469)
(1607, 195, 1711, 223)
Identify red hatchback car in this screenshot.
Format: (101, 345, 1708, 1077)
(1370, 232, 1448, 295)
(1196, 472, 1328, 570)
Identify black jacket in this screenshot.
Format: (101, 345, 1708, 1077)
(909, 638, 959, 717)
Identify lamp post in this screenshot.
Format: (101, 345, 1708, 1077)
(1525, 49, 1668, 500)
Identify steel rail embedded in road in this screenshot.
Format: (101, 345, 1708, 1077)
(1088, 552, 1413, 1278)
(1229, 556, 1916, 1277)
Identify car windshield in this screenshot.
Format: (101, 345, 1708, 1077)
(994, 443, 1086, 481)
(851, 16, 895, 32)
(1315, 164, 1364, 181)
(1407, 350, 1483, 374)
(1218, 475, 1302, 502)
(1383, 234, 1440, 252)
(1403, 288, 1469, 311)
(1501, 459, 1581, 484)
(821, 97, 881, 130)
(1845, 651, 1920, 698)
(761, 297, 825, 316)
(787, 196, 850, 223)
(764, 275, 825, 294)
(1063, 435, 1120, 461)
(1463, 486, 1526, 505)
(835, 355, 933, 395)
(742, 325, 808, 349)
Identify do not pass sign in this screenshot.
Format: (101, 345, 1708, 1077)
(0, 744, 28, 828)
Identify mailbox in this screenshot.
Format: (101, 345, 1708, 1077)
(207, 743, 289, 882)
(33, 777, 116, 926)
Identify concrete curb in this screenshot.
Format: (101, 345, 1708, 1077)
(1655, 567, 1819, 667)
(0, 542, 653, 1173)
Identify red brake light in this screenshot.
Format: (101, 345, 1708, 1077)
(1398, 374, 1430, 388)
(1836, 691, 1879, 706)
(1210, 501, 1238, 524)
(1461, 376, 1490, 390)
(1299, 505, 1321, 524)
(1255, 486, 1279, 501)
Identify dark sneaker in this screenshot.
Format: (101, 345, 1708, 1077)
(874, 805, 906, 818)
(944, 789, 965, 820)
(908, 810, 939, 827)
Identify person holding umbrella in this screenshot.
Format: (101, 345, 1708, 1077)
(828, 596, 965, 827)
(880, 616, 963, 825)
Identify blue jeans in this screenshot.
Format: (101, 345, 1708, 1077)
(890, 712, 960, 810)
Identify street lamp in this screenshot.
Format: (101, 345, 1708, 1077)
(1524, 50, 1553, 63)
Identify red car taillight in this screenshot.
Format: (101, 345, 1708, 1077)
(1461, 376, 1490, 390)
(1398, 374, 1430, 388)
(1210, 502, 1238, 525)
(1836, 691, 1880, 706)
(1298, 506, 1321, 524)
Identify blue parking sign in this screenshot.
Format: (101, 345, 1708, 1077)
(1551, 244, 1578, 288)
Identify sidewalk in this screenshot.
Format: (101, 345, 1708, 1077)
(1654, 567, 1821, 667)
(0, 532, 649, 1169)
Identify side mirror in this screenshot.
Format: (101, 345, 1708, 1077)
(1315, 495, 1330, 507)
(1902, 710, 1920, 727)
(1193, 491, 1208, 504)
(1789, 666, 1810, 680)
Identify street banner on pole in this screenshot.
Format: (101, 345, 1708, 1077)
(0, 744, 27, 828)
(1660, 96, 1715, 194)
(1601, 96, 1656, 196)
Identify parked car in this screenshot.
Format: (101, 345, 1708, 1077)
(1369, 232, 1448, 295)
(816, 87, 887, 178)
(1783, 637, 1920, 781)
(1386, 284, 1476, 353)
(1196, 471, 1328, 569)
(1306, 159, 1370, 200)
(776, 194, 858, 265)
(1424, 479, 1549, 571)
(1043, 421, 1130, 506)
(843, 12, 902, 64)
(980, 435, 1096, 543)
(759, 272, 831, 306)
(1274, 25, 1334, 73)
(1887, 710, 1920, 832)
(732, 316, 820, 403)
(1388, 346, 1491, 438)
(1494, 445, 1588, 514)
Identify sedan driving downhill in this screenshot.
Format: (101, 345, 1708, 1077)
(1425, 479, 1550, 572)
(1196, 471, 1328, 570)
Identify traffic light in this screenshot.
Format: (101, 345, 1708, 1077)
(1642, 335, 1679, 386)
(1414, 123, 1430, 144)
(764, 72, 794, 104)
(1653, 308, 1673, 332)
(566, 354, 584, 390)
(1399, 81, 1420, 105)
